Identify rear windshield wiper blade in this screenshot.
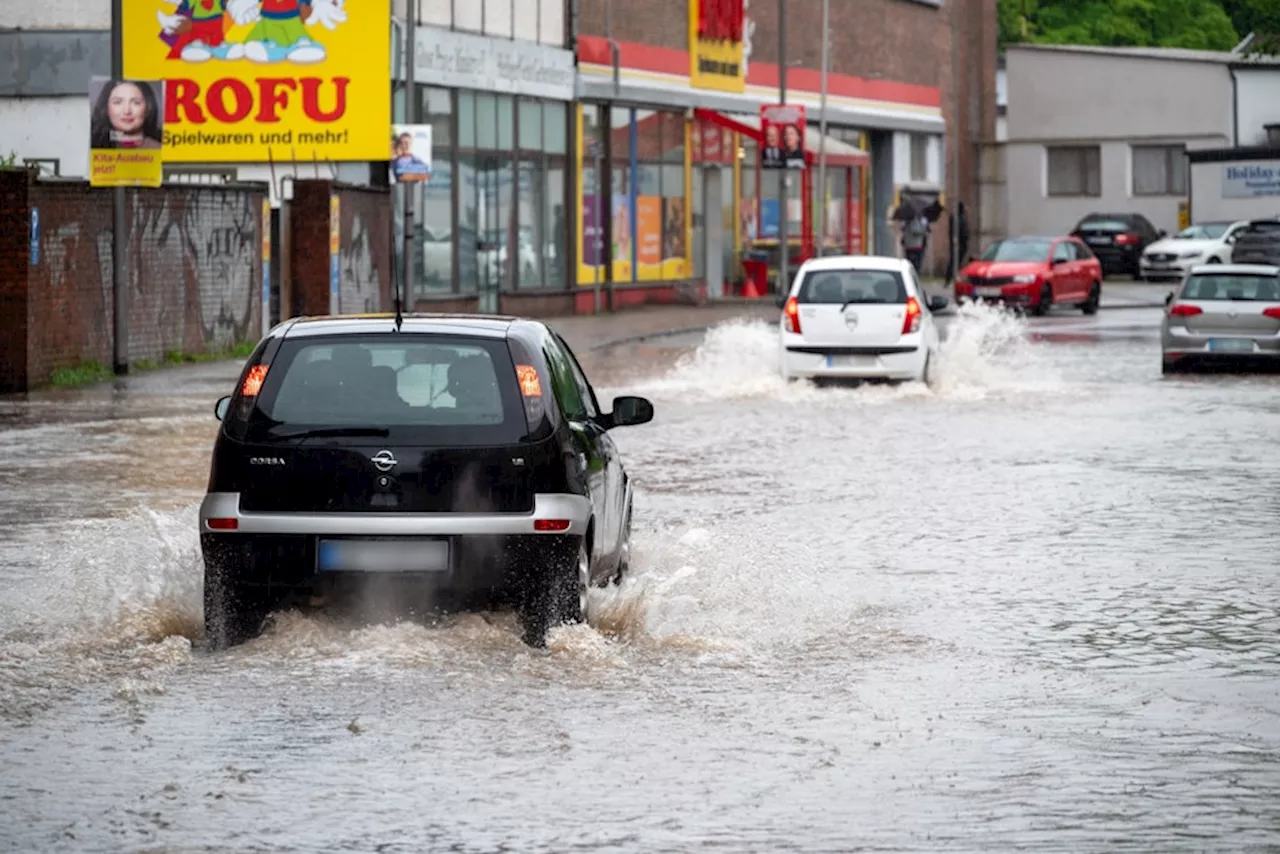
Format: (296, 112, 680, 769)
(266, 426, 391, 440)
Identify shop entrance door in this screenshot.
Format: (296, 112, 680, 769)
(702, 166, 724, 299)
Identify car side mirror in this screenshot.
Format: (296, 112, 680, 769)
(1052, 256, 1067, 266)
(606, 395, 654, 429)
(927, 294, 948, 312)
(1158, 229, 1167, 238)
(775, 293, 788, 309)
(214, 395, 230, 421)
(1165, 291, 1174, 305)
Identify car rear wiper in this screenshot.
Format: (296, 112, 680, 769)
(266, 426, 391, 440)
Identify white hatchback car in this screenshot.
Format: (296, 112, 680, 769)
(777, 255, 948, 384)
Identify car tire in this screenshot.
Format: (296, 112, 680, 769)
(1032, 283, 1052, 316)
(1081, 281, 1101, 315)
(203, 565, 269, 651)
(517, 535, 590, 647)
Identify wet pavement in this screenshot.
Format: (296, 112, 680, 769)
(2, 295, 1277, 853)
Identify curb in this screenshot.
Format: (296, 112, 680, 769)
(587, 324, 733, 351)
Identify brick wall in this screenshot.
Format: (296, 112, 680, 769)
(0, 169, 267, 392)
(576, 0, 998, 274)
(287, 180, 393, 318)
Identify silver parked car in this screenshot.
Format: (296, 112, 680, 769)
(1160, 264, 1280, 374)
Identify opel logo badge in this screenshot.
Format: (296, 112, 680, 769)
(370, 450, 398, 472)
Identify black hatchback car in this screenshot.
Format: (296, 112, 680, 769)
(200, 314, 654, 649)
(1069, 212, 1165, 279)
(1230, 218, 1280, 266)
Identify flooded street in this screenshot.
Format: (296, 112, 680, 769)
(2, 302, 1278, 852)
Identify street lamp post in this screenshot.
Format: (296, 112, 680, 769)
(111, 0, 129, 375)
(776, 0, 788, 295)
(816, 0, 829, 257)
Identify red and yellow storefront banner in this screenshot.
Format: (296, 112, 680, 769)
(689, 0, 745, 93)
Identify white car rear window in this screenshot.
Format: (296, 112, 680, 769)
(1181, 274, 1280, 302)
(798, 269, 907, 305)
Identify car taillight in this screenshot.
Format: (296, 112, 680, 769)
(1264, 307, 1280, 320)
(206, 518, 238, 531)
(533, 519, 571, 532)
(1115, 233, 1140, 246)
(240, 364, 268, 396)
(783, 296, 801, 333)
(1169, 303, 1202, 317)
(902, 296, 922, 334)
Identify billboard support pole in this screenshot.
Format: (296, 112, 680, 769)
(816, 0, 829, 258)
(111, 0, 129, 375)
(400, 0, 416, 312)
(776, 0, 788, 295)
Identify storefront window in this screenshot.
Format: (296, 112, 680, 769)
(580, 104, 606, 288)
(414, 86, 452, 294)
(609, 106, 633, 284)
(659, 112, 688, 280)
(544, 102, 568, 289)
(457, 91, 478, 293)
(634, 110, 661, 282)
(517, 99, 544, 289)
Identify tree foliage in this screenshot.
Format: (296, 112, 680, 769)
(998, 0, 1253, 52)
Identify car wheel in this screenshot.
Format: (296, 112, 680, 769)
(1032, 283, 1052, 316)
(203, 564, 269, 651)
(517, 536, 590, 647)
(1205, 256, 1221, 265)
(1081, 281, 1101, 315)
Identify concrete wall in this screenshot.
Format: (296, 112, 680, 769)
(1234, 68, 1280, 147)
(0, 168, 269, 392)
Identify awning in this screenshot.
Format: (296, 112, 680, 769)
(693, 108, 870, 167)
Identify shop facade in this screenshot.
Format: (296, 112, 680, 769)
(394, 22, 578, 313)
(572, 0, 995, 303)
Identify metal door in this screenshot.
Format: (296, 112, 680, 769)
(702, 166, 725, 299)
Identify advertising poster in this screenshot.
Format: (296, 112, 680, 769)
(612, 195, 634, 283)
(261, 198, 272, 335)
(123, 0, 391, 163)
(329, 195, 340, 311)
(636, 196, 663, 281)
(390, 125, 432, 183)
(88, 76, 165, 188)
(848, 197, 864, 254)
(661, 197, 688, 277)
(760, 103, 806, 170)
(759, 198, 780, 240)
(581, 193, 604, 268)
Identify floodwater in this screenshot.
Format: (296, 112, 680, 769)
(1, 303, 1278, 853)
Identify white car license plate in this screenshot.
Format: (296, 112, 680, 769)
(976, 286, 1003, 297)
(1207, 338, 1255, 353)
(317, 538, 451, 573)
(826, 354, 872, 367)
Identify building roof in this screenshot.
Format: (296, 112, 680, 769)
(1004, 42, 1280, 67)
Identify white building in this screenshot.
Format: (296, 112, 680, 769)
(1003, 43, 1280, 239)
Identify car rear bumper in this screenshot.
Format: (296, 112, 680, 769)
(1139, 258, 1195, 280)
(1162, 330, 1280, 363)
(781, 343, 925, 380)
(199, 491, 592, 536)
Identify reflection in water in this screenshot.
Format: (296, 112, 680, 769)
(1, 304, 1279, 850)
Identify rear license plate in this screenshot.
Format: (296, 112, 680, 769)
(317, 538, 451, 573)
(1207, 338, 1255, 353)
(1087, 236, 1112, 244)
(976, 286, 1003, 297)
(825, 355, 873, 367)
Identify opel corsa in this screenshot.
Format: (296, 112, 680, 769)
(199, 314, 654, 649)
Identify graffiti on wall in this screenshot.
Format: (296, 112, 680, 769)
(337, 191, 390, 315)
(28, 184, 264, 378)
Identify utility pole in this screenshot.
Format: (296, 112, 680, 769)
(776, 0, 788, 295)
(400, 0, 416, 311)
(111, 0, 128, 375)
(949, 0, 961, 287)
(817, 0, 829, 257)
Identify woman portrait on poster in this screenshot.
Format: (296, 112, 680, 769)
(90, 80, 163, 150)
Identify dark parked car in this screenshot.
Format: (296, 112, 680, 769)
(199, 314, 654, 649)
(1070, 212, 1165, 280)
(1229, 218, 1280, 267)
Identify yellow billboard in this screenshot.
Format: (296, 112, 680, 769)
(122, 0, 390, 163)
(689, 0, 746, 93)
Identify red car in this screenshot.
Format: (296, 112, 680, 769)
(954, 235, 1103, 315)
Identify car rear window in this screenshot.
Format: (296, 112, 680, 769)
(1181, 274, 1280, 301)
(1076, 219, 1130, 232)
(797, 269, 907, 304)
(244, 334, 529, 444)
(979, 239, 1051, 262)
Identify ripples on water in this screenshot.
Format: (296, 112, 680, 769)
(2, 301, 1279, 851)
